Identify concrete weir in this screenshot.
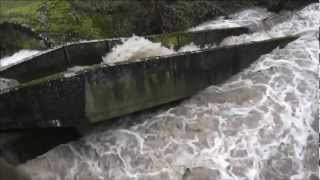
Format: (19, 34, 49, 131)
(0, 27, 249, 82)
(0, 35, 298, 131)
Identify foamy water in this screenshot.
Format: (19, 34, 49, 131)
(102, 36, 175, 64)
(102, 36, 205, 65)
(20, 3, 319, 180)
(189, 7, 275, 31)
(0, 78, 19, 91)
(63, 66, 92, 78)
(0, 49, 41, 68)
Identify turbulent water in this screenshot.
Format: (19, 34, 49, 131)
(0, 49, 41, 68)
(16, 3, 319, 180)
(189, 7, 275, 32)
(102, 36, 205, 65)
(220, 4, 320, 46)
(102, 36, 174, 64)
(0, 78, 19, 91)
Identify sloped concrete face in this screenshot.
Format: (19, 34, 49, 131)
(0, 27, 248, 83)
(0, 35, 297, 130)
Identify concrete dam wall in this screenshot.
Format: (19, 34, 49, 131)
(0, 34, 298, 131)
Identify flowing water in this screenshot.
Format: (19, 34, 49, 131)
(0, 49, 41, 68)
(1, 3, 318, 180)
(0, 78, 19, 91)
(101, 36, 205, 65)
(189, 7, 275, 31)
(102, 35, 174, 64)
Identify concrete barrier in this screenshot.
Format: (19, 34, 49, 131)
(0, 35, 298, 130)
(0, 27, 248, 83)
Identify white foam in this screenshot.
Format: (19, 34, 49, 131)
(189, 7, 274, 31)
(0, 78, 19, 90)
(177, 43, 201, 52)
(102, 35, 174, 64)
(64, 66, 91, 78)
(0, 49, 41, 68)
(220, 3, 320, 46)
(102, 36, 214, 64)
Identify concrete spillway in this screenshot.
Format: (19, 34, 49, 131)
(0, 30, 297, 131)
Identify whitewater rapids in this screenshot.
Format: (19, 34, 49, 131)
(101, 36, 204, 65)
(15, 3, 319, 180)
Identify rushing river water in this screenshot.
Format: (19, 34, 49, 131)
(1, 3, 318, 180)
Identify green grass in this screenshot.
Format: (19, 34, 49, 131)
(0, 0, 113, 43)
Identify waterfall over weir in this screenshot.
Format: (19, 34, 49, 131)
(4, 3, 318, 180)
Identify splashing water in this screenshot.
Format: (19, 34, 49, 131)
(0, 49, 41, 68)
(102, 36, 175, 64)
(0, 78, 19, 91)
(102, 35, 208, 65)
(220, 3, 320, 46)
(64, 66, 92, 78)
(20, 3, 319, 180)
(177, 43, 202, 53)
(102, 36, 207, 64)
(189, 7, 275, 31)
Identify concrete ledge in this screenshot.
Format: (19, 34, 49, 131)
(0, 35, 298, 130)
(0, 27, 249, 83)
